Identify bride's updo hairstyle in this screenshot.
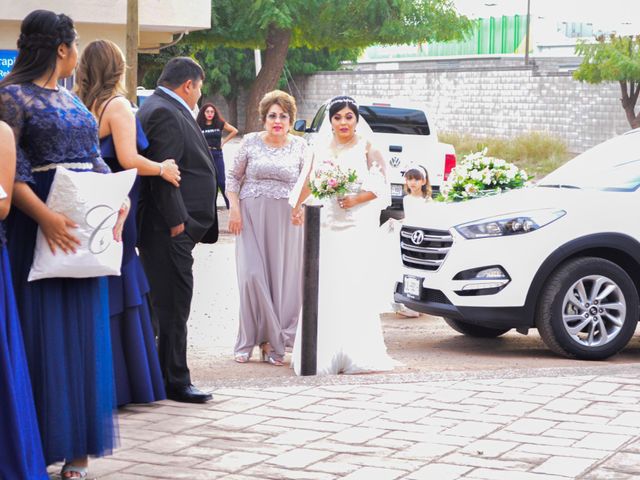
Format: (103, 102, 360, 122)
(0, 10, 76, 88)
(328, 95, 359, 122)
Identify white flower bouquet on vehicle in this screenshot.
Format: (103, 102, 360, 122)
(437, 149, 531, 202)
(309, 159, 358, 199)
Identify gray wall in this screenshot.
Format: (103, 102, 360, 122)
(207, 56, 636, 153)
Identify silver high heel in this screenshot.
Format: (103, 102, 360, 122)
(234, 352, 250, 363)
(260, 343, 284, 366)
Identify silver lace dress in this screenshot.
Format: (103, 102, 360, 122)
(226, 132, 307, 360)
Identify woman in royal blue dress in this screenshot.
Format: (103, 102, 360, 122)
(76, 40, 177, 407)
(0, 120, 48, 480)
(0, 10, 117, 478)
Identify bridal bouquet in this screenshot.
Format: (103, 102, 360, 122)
(309, 160, 358, 199)
(437, 149, 531, 202)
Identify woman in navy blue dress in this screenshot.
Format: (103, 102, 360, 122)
(196, 102, 238, 209)
(76, 40, 179, 406)
(0, 10, 117, 478)
(0, 121, 48, 479)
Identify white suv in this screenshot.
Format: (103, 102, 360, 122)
(294, 98, 456, 219)
(395, 128, 640, 360)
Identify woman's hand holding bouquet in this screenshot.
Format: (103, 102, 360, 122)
(309, 159, 358, 200)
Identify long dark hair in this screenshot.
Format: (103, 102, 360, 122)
(0, 10, 76, 88)
(196, 102, 225, 129)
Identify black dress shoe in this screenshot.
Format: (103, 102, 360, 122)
(166, 384, 213, 404)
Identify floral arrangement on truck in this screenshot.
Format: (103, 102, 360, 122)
(436, 149, 531, 202)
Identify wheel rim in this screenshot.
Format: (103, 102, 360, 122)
(561, 274, 626, 347)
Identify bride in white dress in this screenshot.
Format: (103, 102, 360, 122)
(290, 96, 399, 375)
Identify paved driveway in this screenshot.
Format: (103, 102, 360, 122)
(49, 365, 640, 479)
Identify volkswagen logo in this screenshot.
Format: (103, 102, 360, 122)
(411, 230, 424, 245)
(390, 156, 401, 167)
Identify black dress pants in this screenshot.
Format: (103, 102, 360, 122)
(139, 230, 195, 388)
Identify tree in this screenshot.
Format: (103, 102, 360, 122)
(138, 44, 359, 127)
(195, 47, 256, 127)
(137, 43, 253, 125)
(137, 43, 189, 88)
(574, 35, 640, 129)
(195, 0, 470, 132)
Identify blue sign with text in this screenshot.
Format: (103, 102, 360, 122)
(0, 50, 18, 79)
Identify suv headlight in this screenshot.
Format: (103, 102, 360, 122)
(455, 209, 566, 239)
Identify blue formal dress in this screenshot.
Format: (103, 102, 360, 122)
(100, 120, 166, 406)
(0, 223, 48, 479)
(0, 83, 117, 465)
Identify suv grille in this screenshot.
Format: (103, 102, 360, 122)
(400, 226, 452, 271)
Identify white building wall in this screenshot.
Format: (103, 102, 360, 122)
(0, 0, 210, 52)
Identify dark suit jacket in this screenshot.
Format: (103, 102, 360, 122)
(136, 88, 218, 244)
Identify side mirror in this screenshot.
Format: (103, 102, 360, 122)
(293, 119, 307, 132)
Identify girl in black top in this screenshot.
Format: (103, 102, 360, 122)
(197, 103, 238, 208)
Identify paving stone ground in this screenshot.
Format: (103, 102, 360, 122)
(47, 364, 640, 480)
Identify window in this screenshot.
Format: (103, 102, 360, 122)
(310, 104, 327, 132)
(359, 106, 430, 136)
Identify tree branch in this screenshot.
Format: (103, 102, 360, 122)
(243, 26, 292, 132)
(619, 81, 640, 128)
(632, 81, 640, 101)
(620, 80, 630, 106)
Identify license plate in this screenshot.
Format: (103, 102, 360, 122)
(391, 184, 404, 197)
(404, 275, 422, 298)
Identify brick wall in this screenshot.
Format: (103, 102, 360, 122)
(206, 56, 635, 153)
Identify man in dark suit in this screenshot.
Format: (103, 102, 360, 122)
(137, 57, 217, 403)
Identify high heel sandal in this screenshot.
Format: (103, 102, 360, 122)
(61, 464, 88, 479)
(234, 352, 250, 363)
(260, 343, 284, 366)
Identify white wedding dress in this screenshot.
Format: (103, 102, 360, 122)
(292, 136, 399, 375)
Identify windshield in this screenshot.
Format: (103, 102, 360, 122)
(359, 106, 430, 135)
(539, 131, 640, 191)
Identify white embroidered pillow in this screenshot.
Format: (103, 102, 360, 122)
(28, 167, 136, 281)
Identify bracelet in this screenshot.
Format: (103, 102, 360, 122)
(158, 163, 164, 176)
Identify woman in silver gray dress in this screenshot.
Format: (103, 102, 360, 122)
(227, 90, 307, 365)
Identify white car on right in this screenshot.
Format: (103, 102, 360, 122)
(395, 128, 640, 360)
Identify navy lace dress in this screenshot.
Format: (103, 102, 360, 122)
(0, 222, 48, 479)
(100, 119, 165, 406)
(0, 83, 117, 465)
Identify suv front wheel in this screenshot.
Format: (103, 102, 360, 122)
(536, 257, 638, 360)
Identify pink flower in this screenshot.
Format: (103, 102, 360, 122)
(328, 178, 338, 188)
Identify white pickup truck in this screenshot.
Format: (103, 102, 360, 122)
(294, 98, 456, 220)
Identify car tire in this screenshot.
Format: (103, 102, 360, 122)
(536, 257, 638, 360)
(443, 317, 511, 338)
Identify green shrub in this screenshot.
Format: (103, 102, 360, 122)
(439, 131, 572, 179)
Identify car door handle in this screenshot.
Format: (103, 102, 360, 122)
(389, 145, 403, 152)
